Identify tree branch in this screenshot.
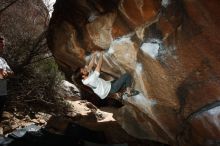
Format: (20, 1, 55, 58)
(14, 30, 48, 72)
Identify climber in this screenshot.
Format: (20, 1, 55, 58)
(77, 51, 139, 100)
(0, 37, 14, 117)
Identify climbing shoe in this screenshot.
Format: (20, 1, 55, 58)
(124, 90, 140, 97)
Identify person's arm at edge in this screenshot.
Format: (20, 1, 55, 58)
(1, 59, 14, 78)
(95, 52, 103, 73)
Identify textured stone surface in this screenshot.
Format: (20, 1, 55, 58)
(0, 0, 48, 68)
(47, 0, 220, 145)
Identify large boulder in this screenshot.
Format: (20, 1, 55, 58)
(0, 0, 48, 69)
(47, 0, 220, 145)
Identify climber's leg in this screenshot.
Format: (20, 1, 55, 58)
(109, 73, 132, 94)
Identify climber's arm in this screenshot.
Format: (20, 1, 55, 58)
(95, 52, 103, 73)
(87, 52, 96, 72)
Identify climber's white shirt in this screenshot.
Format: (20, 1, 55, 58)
(82, 71, 111, 99)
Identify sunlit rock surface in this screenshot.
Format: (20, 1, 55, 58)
(47, 0, 220, 145)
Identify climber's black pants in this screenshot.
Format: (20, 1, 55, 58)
(109, 73, 132, 94)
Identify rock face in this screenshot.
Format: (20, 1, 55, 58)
(47, 0, 220, 145)
(0, 0, 48, 69)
